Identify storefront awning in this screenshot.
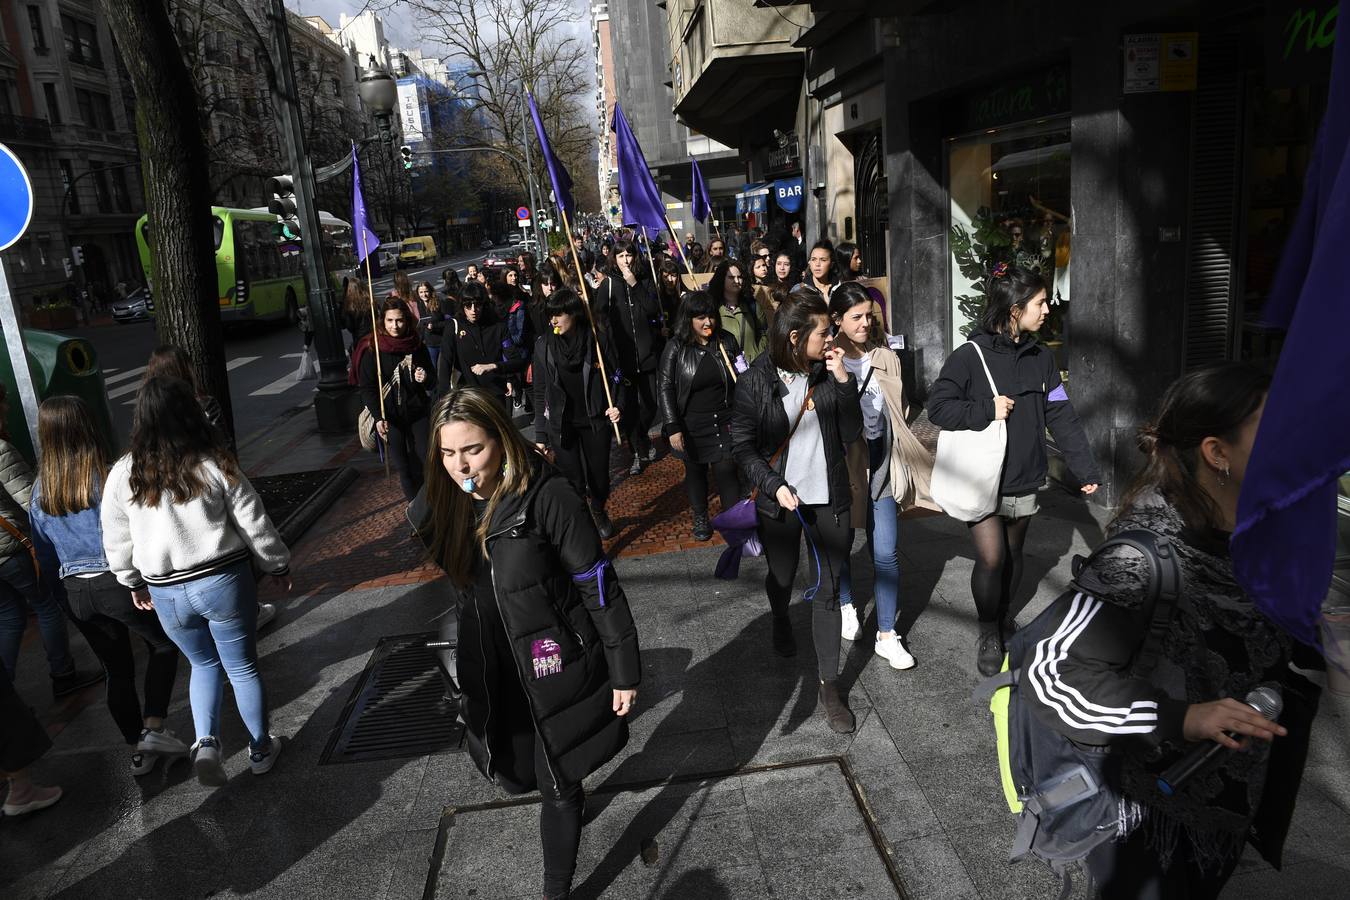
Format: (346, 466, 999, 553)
(736, 183, 771, 215)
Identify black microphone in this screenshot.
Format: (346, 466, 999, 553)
(1156, 686, 1282, 797)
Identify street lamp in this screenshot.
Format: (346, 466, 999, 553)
(357, 57, 398, 144)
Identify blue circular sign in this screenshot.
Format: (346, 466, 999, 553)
(0, 143, 34, 252)
(515, 206, 531, 221)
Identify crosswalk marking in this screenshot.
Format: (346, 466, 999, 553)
(114, 356, 262, 403)
(103, 366, 146, 388)
(250, 372, 304, 397)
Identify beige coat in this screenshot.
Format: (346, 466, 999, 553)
(845, 348, 939, 527)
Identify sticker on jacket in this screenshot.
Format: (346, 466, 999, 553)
(1048, 385, 1069, 402)
(733, 353, 749, 373)
(531, 638, 563, 679)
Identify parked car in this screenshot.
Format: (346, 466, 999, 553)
(515, 239, 540, 257)
(482, 250, 515, 270)
(111, 287, 153, 324)
(398, 235, 439, 268)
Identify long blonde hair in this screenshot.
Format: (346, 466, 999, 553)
(424, 388, 540, 587)
(37, 395, 110, 516)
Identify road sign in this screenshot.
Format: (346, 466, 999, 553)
(0, 143, 42, 456)
(516, 206, 531, 221)
(519, 218, 532, 228)
(0, 143, 35, 251)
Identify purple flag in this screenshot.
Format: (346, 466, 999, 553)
(691, 157, 711, 223)
(1232, 31, 1350, 649)
(350, 142, 380, 264)
(611, 103, 666, 236)
(527, 92, 574, 217)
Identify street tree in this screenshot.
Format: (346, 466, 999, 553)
(399, 0, 601, 219)
(98, 0, 235, 439)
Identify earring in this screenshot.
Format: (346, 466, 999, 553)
(1218, 464, 1230, 487)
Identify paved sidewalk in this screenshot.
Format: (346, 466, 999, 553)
(3, 419, 1348, 897)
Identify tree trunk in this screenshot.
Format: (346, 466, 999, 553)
(99, 0, 234, 441)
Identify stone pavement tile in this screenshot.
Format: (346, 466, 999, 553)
(741, 765, 876, 859)
(381, 827, 440, 900)
(727, 704, 871, 769)
(1277, 773, 1350, 861)
(1223, 852, 1350, 897)
(881, 686, 995, 764)
(888, 833, 981, 900)
(592, 724, 738, 786)
(417, 752, 508, 820)
(218, 821, 410, 899)
(767, 850, 899, 900)
(258, 757, 429, 836)
(847, 715, 944, 844)
(1, 865, 66, 900)
(432, 803, 543, 899)
(904, 750, 1007, 831)
(946, 819, 1064, 900)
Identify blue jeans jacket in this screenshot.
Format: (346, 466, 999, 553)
(28, 481, 109, 579)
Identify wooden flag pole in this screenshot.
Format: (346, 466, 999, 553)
(360, 230, 390, 479)
(664, 215, 701, 291)
(560, 207, 622, 443)
(639, 226, 667, 330)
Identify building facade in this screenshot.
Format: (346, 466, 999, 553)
(666, 0, 1337, 513)
(0, 0, 143, 313)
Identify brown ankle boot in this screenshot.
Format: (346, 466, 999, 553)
(818, 680, 855, 734)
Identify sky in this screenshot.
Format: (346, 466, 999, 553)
(284, 0, 595, 82)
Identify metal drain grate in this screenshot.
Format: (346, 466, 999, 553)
(320, 632, 465, 764)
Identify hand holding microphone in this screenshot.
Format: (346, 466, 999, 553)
(1159, 686, 1284, 796)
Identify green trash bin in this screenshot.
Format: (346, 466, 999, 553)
(0, 329, 114, 465)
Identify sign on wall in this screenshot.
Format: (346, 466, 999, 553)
(773, 177, 804, 214)
(396, 78, 427, 144)
(1124, 32, 1199, 93)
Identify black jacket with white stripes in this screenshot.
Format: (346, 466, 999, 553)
(1020, 489, 1302, 863)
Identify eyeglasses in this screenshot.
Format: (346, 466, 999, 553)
(757, 253, 771, 260)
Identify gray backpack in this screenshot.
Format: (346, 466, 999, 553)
(974, 529, 1180, 898)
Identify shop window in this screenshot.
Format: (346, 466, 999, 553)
(947, 121, 1071, 368)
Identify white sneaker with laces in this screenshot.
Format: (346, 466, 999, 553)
(250, 735, 285, 776)
(839, 604, 860, 641)
(875, 633, 916, 670)
(137, 727, 188, 756)
(191, 737, 227, 787)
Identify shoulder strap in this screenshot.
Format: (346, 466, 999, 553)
(769, 382, 817, 469)
(1071, 528, 1180, 676)
(969, 342, 1000, 396)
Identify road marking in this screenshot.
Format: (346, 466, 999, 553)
(249, 372, 304, 397)
(103, 366, 146, 387)
(109, 356, 260, 401)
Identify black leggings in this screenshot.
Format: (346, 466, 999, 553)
(967, 511, 1033, 625)
(623, 371, 658, 455)
(536, 735, 584, 899)
(758, 504, 852, 679)
(1085, 820, 1242, 899)
(551, 421, 614, 508)
(386, 418, 429, 501)
(683, 457, 741, 518)
(62, 573, 180, 744)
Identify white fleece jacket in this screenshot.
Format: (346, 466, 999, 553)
(101, 456, 290, 589)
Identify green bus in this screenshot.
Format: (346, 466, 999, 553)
(135, 207, 357, 323)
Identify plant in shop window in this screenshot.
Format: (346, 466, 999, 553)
(951, 206, 1067, 343)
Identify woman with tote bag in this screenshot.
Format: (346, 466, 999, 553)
(927, 265, 1100, 677)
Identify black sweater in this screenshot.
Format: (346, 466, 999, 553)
(927, 330, 1100, 495)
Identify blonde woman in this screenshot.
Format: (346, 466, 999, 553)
(410, 388, 640, 900)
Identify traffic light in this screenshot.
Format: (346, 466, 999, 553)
(71, 245, 84, 266)
(267, 175, 302, 241)
(399, 145, 413, 170)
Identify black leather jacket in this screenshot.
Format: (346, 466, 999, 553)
(656, 330, 741, 437)
(731, 353, 863, 520)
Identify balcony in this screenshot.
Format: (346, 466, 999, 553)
(0, 113, 53, 144)
(670, 0, 804, 148)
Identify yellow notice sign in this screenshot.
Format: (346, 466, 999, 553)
(1160, 32, 1198, 91)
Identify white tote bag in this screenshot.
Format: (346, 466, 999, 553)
(930, 343, 1007, 521)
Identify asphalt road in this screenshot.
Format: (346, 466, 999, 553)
(75, 247, 490, 449)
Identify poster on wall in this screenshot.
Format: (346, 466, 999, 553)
(1124, 33, 1198, 94)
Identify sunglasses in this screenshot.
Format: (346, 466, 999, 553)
(463, 300, 484, 308)
(757, 253, 771, 260)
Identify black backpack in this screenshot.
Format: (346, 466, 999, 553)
(973, 529, 1181, 897)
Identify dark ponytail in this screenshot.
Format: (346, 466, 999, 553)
(1117, 362, 1270, 531)
(980, 265, 1045, 334)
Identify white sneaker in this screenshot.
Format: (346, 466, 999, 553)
(191, 737, 227, 787)
(256, 603, 277, 629)
(839, 604, 860, 641)
(249, 735, 285, 776)
(137, 727, 188, 756)
(875, 633, 916, 670)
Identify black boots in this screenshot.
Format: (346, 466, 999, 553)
(976, 624, 1004, 677)
(591, 505, 615, 540)
(818, 680, 855, 734)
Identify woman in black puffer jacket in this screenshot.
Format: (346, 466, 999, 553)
(412, 387, 641, 900)
(731, 288, 862, 734)
(658, 290, 743, 541)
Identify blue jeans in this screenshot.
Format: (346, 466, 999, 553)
(839, 439, 901, 634)
(149, 561, 269, 749)
(0, 553, 74, 679)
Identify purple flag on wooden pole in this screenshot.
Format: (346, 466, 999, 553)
(1232, 28, 1350, 649)
(527, 92, 574, 217)
(611, 103, 666, 236)
(350, 142, 380, 264)
(691, 157, 711, 223)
